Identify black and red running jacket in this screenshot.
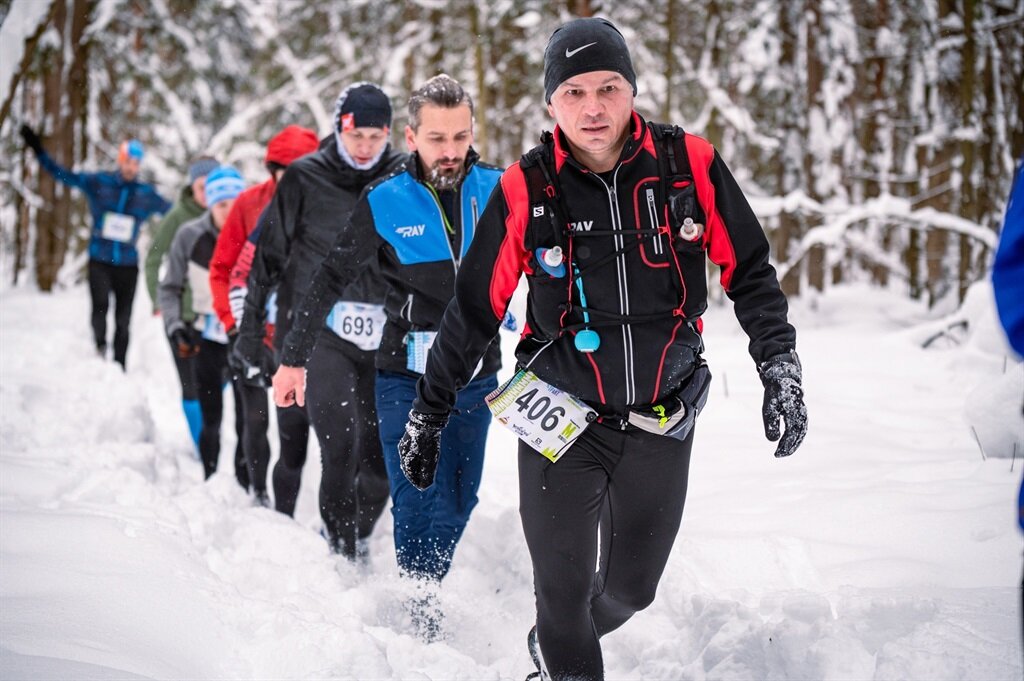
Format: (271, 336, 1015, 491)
(415, 112, 796, 416)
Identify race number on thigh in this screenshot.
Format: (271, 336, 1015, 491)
(485, 369, 596, 463)
(101, 212, 135, 243)
(326, 301, 386, 351)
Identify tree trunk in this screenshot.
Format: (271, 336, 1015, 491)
(662, 0, 676, 121)
(776, 3, 803, 297)
(956, 0, 977, 302)
(804, 0, 825, 293)
(469, 2, 488, 159)
(34, 0, 67, 292)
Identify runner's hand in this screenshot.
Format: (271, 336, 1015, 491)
(170, 327, 199, 359)
(759, 351, 807, 458)
(398, 410, 449, 491)
(19, 125, 43, 154)
(272, 365, 307, 408)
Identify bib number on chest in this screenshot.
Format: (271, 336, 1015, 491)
(485, 369, 596, 463)
(101, 212, 135, 243)
(326, 301, 386, 351)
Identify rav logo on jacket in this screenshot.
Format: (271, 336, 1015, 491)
(396, 224, 426, 238)
(570, 220, 593, 232)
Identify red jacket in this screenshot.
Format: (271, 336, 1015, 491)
(210, 178, 276, 330)
(209, 125, 318, 330)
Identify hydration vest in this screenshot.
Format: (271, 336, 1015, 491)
(518, 124, 709, 342)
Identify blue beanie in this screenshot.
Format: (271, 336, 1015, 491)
(204, 166, 245, 207)
(188, 157, 220, 184)
(118, 139, 145, 163)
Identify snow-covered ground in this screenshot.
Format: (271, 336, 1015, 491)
(1, 279, 1022, 680)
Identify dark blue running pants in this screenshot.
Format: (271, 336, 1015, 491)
(375, 370, 497, 580)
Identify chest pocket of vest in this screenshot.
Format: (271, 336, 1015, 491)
(523, 225, 575, 341)
(666, 180, 709, 319)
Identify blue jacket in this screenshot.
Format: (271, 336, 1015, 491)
(280, 149, 504, 377)
(36, 150, 171, 266)
(991, 157, 1024, 533)
(993, 157, 1024, 357)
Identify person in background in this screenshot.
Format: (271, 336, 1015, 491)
(398, 19, 807, 679)
(990, 154, 1023, 659)
(234, 84, 404, 553)
(146, 156, 219, 453)
(19, 125, 171, 369)
(271, 75, 503, 639)
(209, 125, 319, 506)
(158, 166, 246, 481)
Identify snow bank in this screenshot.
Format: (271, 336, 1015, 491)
(1, 280, 1021, 680)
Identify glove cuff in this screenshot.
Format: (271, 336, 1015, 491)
(408, 409, 449, 429)
(758, 350, 801, 383)
(167, 321, 187, 339)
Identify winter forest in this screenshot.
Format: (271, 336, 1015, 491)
(2, 0, 1022, 301)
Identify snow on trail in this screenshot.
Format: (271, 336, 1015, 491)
(1, 280, 1021, 680)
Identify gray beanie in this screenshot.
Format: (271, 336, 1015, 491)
(543, 17, 637, 103)
(188, 156, 219, 184)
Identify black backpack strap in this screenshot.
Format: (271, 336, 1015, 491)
(651, 123, 705, 227)
(519, 131, 567, 251)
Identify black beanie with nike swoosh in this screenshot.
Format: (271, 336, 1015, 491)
(543, 17, 637, 103)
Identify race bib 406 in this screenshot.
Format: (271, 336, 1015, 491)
(485, 369, 596, 463)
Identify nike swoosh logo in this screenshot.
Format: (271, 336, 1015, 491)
(565, 42, 597, 58)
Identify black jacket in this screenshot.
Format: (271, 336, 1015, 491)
(238, 140, 406, 359)
(279, 150, 504, 378)
(415, 113, 796, 415)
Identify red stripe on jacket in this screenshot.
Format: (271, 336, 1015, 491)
(685, 134, 739, 291)
(489, 163, 532, 321)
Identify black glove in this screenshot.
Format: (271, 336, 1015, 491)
(232, 331, 274, 386)
(759, 351, 807, 458)
(232, 330, 264, 368)
(226, 330, 246, 377)
(170, 327, 199, 359)
(19, 125, 43, 155)
(398, 410, 449, 491)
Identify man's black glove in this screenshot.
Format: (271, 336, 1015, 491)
(398, 410, 449, 491)
(225, 329, 248, 378)
(758, 351, 807, 458)
(232, 331, 274, 386)
(232, 330, 264, 369)
(19, 125, 43, 155)
(170, 326, 199, 359)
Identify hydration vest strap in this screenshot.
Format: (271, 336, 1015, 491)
(521, 132, 568, 252)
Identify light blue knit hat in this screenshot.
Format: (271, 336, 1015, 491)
(204, 165, 245, 206)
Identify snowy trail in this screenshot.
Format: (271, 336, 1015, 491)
(1, 281, 1022, 680)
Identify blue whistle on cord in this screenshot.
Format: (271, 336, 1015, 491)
(572, 264, 600, 353)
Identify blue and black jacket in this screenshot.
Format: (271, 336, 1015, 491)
(36, 149, 171, 266)
(280, 149, 504, 378)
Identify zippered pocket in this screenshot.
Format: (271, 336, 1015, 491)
(645, 188, 663, 255)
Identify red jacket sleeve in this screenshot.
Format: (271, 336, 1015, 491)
(210, 180, 274, 330)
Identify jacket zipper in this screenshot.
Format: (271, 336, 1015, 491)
(593, 171, 636, 406)
(646, 188, 662, 255)
(425, 182, 460, 274)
